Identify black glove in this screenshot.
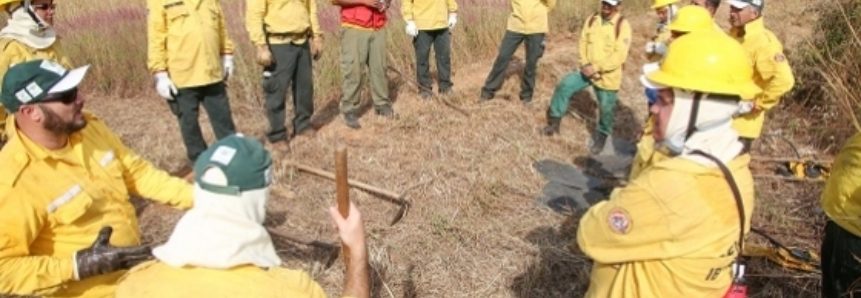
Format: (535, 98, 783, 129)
(73, 226, 153, 280)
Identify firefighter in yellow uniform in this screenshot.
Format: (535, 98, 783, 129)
(479, 0, 555, 104)
(541, 0, 631, 156)
(0, 0, 72, 145)
(629, 5, 715, 180)
(115, 135, 371, 298)
(727, 0, 795, 153)
(402, 0, 458, 99)
(246, 0, 322, 149)
(644, 0, 678, 63)
(576, 31, 760, 297)
(0, 60, 194, 298)
(147, 0, 238, 163)
(820, 132, 861, 298)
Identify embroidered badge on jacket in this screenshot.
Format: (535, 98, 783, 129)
(607, 208, 632, 234)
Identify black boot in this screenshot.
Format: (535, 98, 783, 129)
(590, 133, 608, 155)
(542, 117, 561, 136)
(343, 112, 361, 129)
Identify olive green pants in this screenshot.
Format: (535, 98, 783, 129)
(339, 27, 390, 113)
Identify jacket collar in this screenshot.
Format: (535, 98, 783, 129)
(4, 113, 85, 163)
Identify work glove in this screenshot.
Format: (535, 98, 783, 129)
(73, 227, 153, 281)
(448, 13, 457, 29)
(154, 71, 178, 100)
(653, 42, 668, 56)
(735, 101, 755, 116)
(222, 55, 235, 80)
(405, 21, 418, 37)
(256, 45, 273, 67)
(644, 41, 655, 54)
(311, 36, 324, 61)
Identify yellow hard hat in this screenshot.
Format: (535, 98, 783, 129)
(645, 31, 762, 99)
(667, 5, 714, 33)
(1, 0, 23, 12)
(652, 0, 680, 9)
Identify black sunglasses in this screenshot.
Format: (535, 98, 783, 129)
(42, 88, 79, 104)
(32, 3, 56, 10)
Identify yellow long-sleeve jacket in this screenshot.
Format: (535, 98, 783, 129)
(506, 0, 556, 34)
(822, 132, 861, 237)
(729, 17, 795, 139)
(401, 0, 458, 30)
(246, 0, 322, 46)
(147, 0, 235, 88)
(115, 260, 358, 298)
(0, 38, 73, 140)
(628, 117, 673, 180)
(578, 155, 755, 298)
(0, 112, 193, 298)
(579, 13, 632, 91)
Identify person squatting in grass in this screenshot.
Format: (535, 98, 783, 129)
(0, 0, 72, 147)
(0, 59, 194, 298)
(576, 30, 760, 298)
(115, 134, 371, 298)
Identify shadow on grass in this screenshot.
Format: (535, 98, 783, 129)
(510, 215, 593, 298)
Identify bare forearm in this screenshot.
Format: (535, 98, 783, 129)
(342, 247, 370, 298)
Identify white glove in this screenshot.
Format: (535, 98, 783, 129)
(222, 55, 234, 80)
(736, 101, 755, 116)
(154, 71, 178, 100)
(653, 42, 668, 56)
(644, 41, 655, 54)
(448, 13, 457, 29)
(405, 21, 418, 37)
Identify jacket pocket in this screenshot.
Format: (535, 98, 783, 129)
(48, 186, 93, 226)
(164, 3, 189, 21)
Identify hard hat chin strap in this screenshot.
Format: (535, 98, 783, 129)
(683, 92, 705, 141)
(22, 0, 48, 30)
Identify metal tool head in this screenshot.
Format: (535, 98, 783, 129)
(389, 199, 410, 226)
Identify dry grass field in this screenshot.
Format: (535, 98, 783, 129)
(5, 0, 861, 296)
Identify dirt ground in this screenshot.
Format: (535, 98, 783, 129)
(71, 6, 828, 298)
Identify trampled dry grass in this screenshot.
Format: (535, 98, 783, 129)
(1, 0, 837, 296)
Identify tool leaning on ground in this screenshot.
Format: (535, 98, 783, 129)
(288, 161, 411, 226)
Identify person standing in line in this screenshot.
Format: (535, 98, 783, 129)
(478, 0, 556, 105)
(147, 0, 238, 164)
(246, 0, 323, 150)
(402, 0, 458, 99)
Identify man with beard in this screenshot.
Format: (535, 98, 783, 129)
(0, 0, 73, 146)
(0, 60, 194, 298)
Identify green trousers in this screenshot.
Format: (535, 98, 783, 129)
(548, 71, 618, 135)
(339, 27, 390, 113)
(167, 81, 237, 162)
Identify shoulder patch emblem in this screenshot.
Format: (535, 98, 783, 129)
(775, 54, 786, 63)
(607, 208, 632, 234)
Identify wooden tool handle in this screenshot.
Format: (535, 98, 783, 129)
(334, 144, 351, 267)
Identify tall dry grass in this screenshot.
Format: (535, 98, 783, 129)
(786, 0, 861, 150)
(43, 0, 590, 103)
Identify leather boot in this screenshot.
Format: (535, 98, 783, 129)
(590, 133, 608, 155)
(542, 117, 561, 136)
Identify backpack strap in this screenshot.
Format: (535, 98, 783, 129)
(615, 16, 625, 40)
(588, 13, 599, 28)
(690, 150, 746, 281)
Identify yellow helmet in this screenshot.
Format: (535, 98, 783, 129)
(652, 0, 679, 9)
(651, 0, 680, 9)
(667, 5, 714, 33)
(0, 0, 21, 12)
(645, 31, 761, 99)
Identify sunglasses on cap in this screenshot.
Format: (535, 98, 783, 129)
(31, 3, 56, 10)
(42, 88, 79, 105)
